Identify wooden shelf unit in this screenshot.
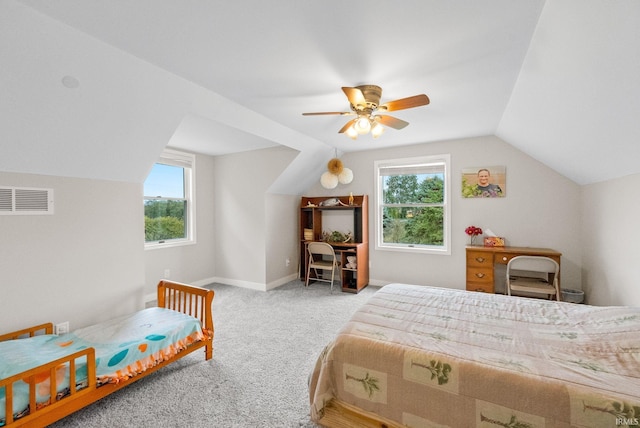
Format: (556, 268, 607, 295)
(299, 195, 369, 293)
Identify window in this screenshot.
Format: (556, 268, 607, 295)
(375, 155, 450, 254)
(144, 149, 195, 248)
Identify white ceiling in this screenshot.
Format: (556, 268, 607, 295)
(2, 0, 639, 192)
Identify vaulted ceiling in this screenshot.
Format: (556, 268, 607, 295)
(2, 1, 639, 194)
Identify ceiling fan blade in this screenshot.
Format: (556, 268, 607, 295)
(376, 115, 409, 130)
(379, 94, 430, 112)
(338, 118, 357, 133)
(342, 87, 366, 108)
(302, 111, 353, 116)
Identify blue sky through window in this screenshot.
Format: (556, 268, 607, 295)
(144, 163, 184, 198)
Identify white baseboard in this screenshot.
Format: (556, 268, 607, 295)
(145, 274, 316, 300)
(209, 277, 267, 291)
(266, 273, 299, 291)
(144, 292, 156, 303)
(144, 277, 217, 303)
(191, 277, 217, 288)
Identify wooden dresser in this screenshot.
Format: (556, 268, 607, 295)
(466, 246, 562, 293)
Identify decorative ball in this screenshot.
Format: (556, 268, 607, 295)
(320, 172, 338, 189)
(338, 168, 353, 184)
(327, 158, 344, 175)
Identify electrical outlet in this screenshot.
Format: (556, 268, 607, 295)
(164, 269, 171, 278)
(285, 258, 291, 267)
(56, 321, 70, 335)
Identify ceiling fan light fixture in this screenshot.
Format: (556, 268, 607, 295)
(346, 126, 358, 139)
(354, 116, 371, 134)
(371, 121, 385, 138)
(302, 84, 429, 139)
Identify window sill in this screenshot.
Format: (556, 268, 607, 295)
(375, 244, 450, 256)
(145, 239, 196, 251)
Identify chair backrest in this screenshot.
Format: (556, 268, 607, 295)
(507, 256, 559, 277)
(308, 242, 336, 257)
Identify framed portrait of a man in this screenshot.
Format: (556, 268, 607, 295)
(461, 166, 506, 198)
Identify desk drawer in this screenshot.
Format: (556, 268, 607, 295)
(495, 253, 519, 265)
(466, 267, 493, 283)
(467, 251, 493, 267)
(495, 252, 561, 265)
(467, 282, 494, 293)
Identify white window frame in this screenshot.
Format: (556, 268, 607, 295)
(144, 148, 196, 250)
(374, 154, 451, 255)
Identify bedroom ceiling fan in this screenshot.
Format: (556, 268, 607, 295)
(302, 85, 430, 139)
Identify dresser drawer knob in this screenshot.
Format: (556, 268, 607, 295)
(502, 256, 508, 261)
(475, 257, 485, 263)
(475, 288, 486, 292)
(475, 272, 485, 278)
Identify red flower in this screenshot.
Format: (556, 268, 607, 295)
(465, 226, 482, 236)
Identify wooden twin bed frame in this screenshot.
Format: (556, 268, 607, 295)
(0, 280, 214, 427)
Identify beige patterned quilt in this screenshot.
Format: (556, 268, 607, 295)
(309, 283, 640, 428)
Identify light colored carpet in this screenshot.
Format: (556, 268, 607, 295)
(49, 280, 379, 427)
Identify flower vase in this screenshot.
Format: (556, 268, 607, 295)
(470, 235, 477, 246)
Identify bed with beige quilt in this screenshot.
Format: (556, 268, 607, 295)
(309, 283, 640, 428)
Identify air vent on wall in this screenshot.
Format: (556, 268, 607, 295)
(0, 186, 54, 215)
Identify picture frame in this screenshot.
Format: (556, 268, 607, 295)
(461, 166, 506, 198)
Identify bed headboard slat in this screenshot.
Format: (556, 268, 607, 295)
(157, 280, 214, 338)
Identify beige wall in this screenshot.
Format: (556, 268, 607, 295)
(2, 136, 636, 337)
(212, 146, 299, 290)
(581, 173, 640, 306)
(306, 136, 583, 294)
(265, 193, 300, 288)
(0, 172, 145, 332)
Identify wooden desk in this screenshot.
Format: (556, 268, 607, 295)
(302, 241, 369, 293)
(299, 195, 369, 293)
(466, 246, 561, 293)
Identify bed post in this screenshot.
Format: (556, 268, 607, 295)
(203, 289, 214, 360)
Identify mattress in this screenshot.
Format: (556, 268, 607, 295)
(1, 307, 207, 423)
(309, 283, 640, 427)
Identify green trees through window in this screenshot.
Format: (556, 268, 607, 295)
(382, 174, 444, 246)
(376, 155, 449, 252)
(143, 149, 194, 246)
(144, 200, 186, 241)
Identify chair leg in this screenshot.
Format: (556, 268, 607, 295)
(329, 266, 334, 293)
(305, 261, 311, 287)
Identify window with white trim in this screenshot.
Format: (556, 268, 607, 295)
(144, 149, 196, 248)
(375, 155, 450, 254)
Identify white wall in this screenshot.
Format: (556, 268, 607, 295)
(0, 172, 145, 332)
(306, 136, 583, 293)
(3, 135, 634, 338)
(265, 193, 300, 289)
(212, 146, 299, 290)
(581, 173, 640, 306)
(144, 153, 216, 293)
